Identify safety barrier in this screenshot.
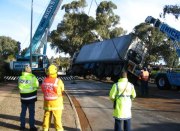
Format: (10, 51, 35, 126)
(3, 75, 77, 82)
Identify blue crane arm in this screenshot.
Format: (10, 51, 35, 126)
(145, 16, 180, 57)
(159, 23, 180, 42)
(24, 0, 63, 57)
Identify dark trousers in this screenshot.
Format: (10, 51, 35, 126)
(20, 102, 35, 128)
(140, 80, 148, 97)
(114, 119, 131, 131)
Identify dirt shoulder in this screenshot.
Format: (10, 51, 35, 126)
(0, 82, 79, 131)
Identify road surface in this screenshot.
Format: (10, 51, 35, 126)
(64, 79, 180, 131)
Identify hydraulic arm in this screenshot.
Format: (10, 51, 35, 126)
(145, 16, 180, 89)
(10, 0, 63, 72)
(145, 16, 180, 56)
(25, 0, 63, 57)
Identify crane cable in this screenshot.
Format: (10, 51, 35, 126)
(88, 0, 94, 15)
(88, 0, 99, 15)
(94, 0, 98, 6)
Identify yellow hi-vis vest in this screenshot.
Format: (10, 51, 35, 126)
(109, 78, 136, 119)
(18, 72, 39, 94)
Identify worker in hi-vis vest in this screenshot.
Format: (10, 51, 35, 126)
(139, 67, 149, 97)
(18, 66, 39, 131)
(41, 64, 64, 131)
(109, 71, 136, 131)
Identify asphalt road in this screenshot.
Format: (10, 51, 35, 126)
(64, 79, 180, 131)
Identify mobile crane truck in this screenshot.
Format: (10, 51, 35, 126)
(9, 0, 63, 75)
(70, 33, 147, 83)
(145, 16, 180, 90)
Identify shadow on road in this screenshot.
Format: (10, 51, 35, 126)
(133, 123, 180, 131)
(0, 113, 43, 130)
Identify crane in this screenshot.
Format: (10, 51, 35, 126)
(10, 0, 63, 74)
(145, 16, 180, 56)
(145, 16, 180, 90)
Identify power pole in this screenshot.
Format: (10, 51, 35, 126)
(30, 0, 33, 68)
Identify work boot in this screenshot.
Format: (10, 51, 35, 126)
(19, 127, 25, 131)
(29, 126, 38, 131)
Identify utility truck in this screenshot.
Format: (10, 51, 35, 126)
(145, 16, 180, 90)
(70, 33, 147, 83)
(9, 0, 63, 74)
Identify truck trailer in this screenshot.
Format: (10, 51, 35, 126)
(70, 33, 147, 83)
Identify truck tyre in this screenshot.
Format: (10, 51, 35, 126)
(104, 65, 112, 76)
(155, 75, 171, 90)
(113, 65, 122, 76)
(72, 65, 81, 75)
(95, 64, 104, 78)
(111, 75, 119, 82)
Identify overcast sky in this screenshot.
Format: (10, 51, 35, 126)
(0, 0, 179, 58)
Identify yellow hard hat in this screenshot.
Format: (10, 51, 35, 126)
(47, 64, 57, 75)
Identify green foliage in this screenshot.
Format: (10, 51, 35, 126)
(6, 54, 15, 62)
(61, 0, 86, 13)
(158, 41, 178, 67)
(50, 0, 125, 57)
(0, 36, 18, 59)
(52, 56, 70, 70)
(96, 1, 126, 39)
(0, 58, 10, 81)
(50, 12, 96, 57)
(150, 70, 158, 79)
(161, 5, 180, 19)
(0, 36, 19, 79)
(59, 56, 70, 69)
(20, 48, 28, 56)
(160, 4, 180, 66)
(133, 23, 178, 67)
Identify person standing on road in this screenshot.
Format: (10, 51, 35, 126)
(109, 71, 136, 131)
(139, 67, 149, 97)
(41, 64, 64, 131)
(18, 66, 39, 131)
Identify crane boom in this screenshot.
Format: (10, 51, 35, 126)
(9, 0, 63, 73)
(145, 16, 180, 56)
(145, 16, 180, 89)
(25, 0, 63, 57)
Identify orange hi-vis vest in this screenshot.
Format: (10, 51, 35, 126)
(41, 77, 59, 100)
(141, 70, 149, 81)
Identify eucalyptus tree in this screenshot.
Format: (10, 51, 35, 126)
(0, 36, 18, 79)
(0, 36, 18, 60)
(133, 23, 177, 67)
(160, 4, 180, 67)
(161, 5, 180, 19)
(50, 0, 125, 57)
(19, 47, 28, 57)
(58, 56, 70, 70)
(95, 1, 126, 39)
(50, 0, 96, 57)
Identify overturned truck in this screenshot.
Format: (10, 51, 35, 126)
(70, 33, 147, 82)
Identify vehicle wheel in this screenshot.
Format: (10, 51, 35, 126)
(111, 75, 119, 83)
(155, 75, 171, 90)
(72, 65, 82, 75)
(104, 65, 112, 76)
(95, 64, 104, 77)
(113, 65, 122, 76)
